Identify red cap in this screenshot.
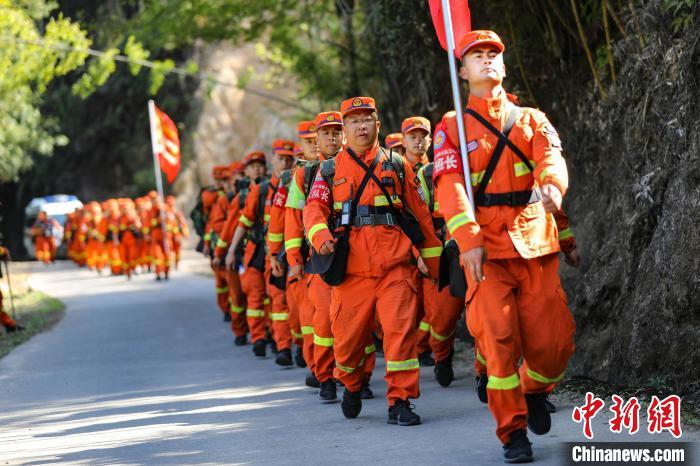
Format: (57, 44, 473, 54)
(272, 139, 296, 157)
(297, 121, 317, 139)
(385, 133, 404, 149)
(212, 165, 231, 180)
(341, 96, 376, 118)
(401, 116, 431, 135)
(457, 30, 505, 59)
(314, 111, 343, 130)
(229, 161, 244, 175)
(243, 151, 267, 166)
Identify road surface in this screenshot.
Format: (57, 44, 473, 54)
(0, 253, 695, 465)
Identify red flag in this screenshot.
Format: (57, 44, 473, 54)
(153, 105, 181, 183)
(429, 0, 472, 57)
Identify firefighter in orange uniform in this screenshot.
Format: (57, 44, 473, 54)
(303, 97, 442, 425)
(119, 202, 142, 280)
(432, 31, 575, 462)
(0, 246, 23, 333)
(32, 211, 61, 265)
(104, 200, 124, 275)
(268, 124, 317, 368)
(146, 193, 174, 281)
(214, 156, 266, 345)
(225, 146, 295, 358)
(166, 196, 189, 269)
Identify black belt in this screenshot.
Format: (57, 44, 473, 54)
(334, 205, 398, 228)
(475, 188, 542, 207)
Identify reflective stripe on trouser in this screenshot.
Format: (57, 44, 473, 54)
(226, 269, 248, 337)
(294, 278, 317, 377)
(422, 277, 464, 363)
(465, 254, 575, 444)
(266, 266, 291, 351)
(213, 269, 230, 315)
(309, 275, 334, 382)
(330, 263, 419, 404)
(240, 267, 268, 343)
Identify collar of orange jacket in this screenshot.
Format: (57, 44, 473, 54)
(346, 143, 379, 162)
(467, 88, 509, 121)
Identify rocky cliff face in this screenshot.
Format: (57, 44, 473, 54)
(561, 3, 699, 390)
(174, 42, 298, 212)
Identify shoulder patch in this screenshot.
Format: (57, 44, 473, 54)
(333, 177, 346, 186)
(434, 129, 446, 150)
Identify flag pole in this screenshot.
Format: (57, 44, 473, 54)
(147, 100, 172, 266)
(441, 0, 475, 212)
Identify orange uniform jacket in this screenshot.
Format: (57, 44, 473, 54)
(433, 90, 568, 259)
(214, 193, 244, 258)
(202, 188, 224, 246)
(303, 145, 442, 278)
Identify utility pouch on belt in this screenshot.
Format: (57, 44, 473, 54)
(315, 151, 382, 286)
(268, 247, 288, 290)
(438, 239, 468, 298)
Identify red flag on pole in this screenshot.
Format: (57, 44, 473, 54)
(151, 104, 181, 183)
(428, 0, 472, 57)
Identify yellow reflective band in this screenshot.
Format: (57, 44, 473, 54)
(313, 334, 334, 347)
(430, 328, 455, 342)
(268, 232, 284, 242)
(285, 238, 303, 250)
(204, 232, 211, 241)
(239, 215, 253, 227)
(264, 214, 271, 222)
(215, 286, 229, 294)
(308, 223, 329, 243)
(540, 167, 550, 182)
(291, 330, 303, 339)
(151, 219, 158, 226)
(336, 363, 356, 374)
(526, 368, 565, 384)
(446, 212, 474, 234)
(263, 297, 271, 305)
(285, 179, 307, 210)
(216, 238, 228, 248)
(487, 373, 520, 390)
(333, 201, 343, 211)
(230, 304, 245, 314)
(514, 160, 537, 177)
(434, 201, 440, 211)
(417, 169, 431, 206)
(301, 326, 314, 335)
(270, 312, 288, 321)
(476, 351, 487, 366)
(247, 309, 265, 318)
(420, 246, 442, 259)
(365, 344, 376, 354)
(471, 170, 485, 186)
(559, 228, 573, 241)
(386, 359, 419, 372)
(418, 321, 431, 332)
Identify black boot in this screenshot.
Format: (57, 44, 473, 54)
(434, 352, 455, 387)
(544, 394, 556, 414)
(252, 339, 267, 357)
(305, 373, 320, 388)
(319, 380, 338, 402)
(476, 374, 488, 404)
(234, 335, 248, 346)
(223, 312, 231, 322)
(275, 348, 293, 367)
(503, 429, 533, 463)
(294, 346, 306, 368)
(525, 393, 552, 435)
(269, 339, 278, 355)
(387, 399, 421, 426)
(341, 389, 362, 419)
(418, 350, 435, 367)
(5, 324, 24, 333)
(360, 378, 374, 399)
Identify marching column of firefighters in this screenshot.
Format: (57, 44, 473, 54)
(11, 28, 583, 464)
(191, 30, 582, 463)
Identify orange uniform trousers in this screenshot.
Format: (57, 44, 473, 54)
(287, 277, 315, 374)
(34, 237, 55, 264)
(240, 266, 268, 344)
(212, 267, 230, 317)
(106, 241, 123, 275)
(331, 263, 419, 404)
(466, 253, 575, 444)
(151, 240, 171, 276)
(421, 278, 464, 363)
(1, 291, 16, 329)
(226, 269, 247, 337)
(265, 267, 291, 351)
(310, 274, 376, 383)
(86, 239, 105, 271)
(119, 233, 139, 277)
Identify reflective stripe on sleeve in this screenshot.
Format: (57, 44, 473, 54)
(216, 238, 228, 248)
(285, 238, 303, 250)
(446, 211, 474, 235)
(559, 228, 573, 241)
(239, 215, 253, 227)
(267, 232, 284, 242)
(420, 246, 442, 259)
(308, 223, 329, 243)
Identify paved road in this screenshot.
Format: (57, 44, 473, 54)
(0, 254, 695, 465)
